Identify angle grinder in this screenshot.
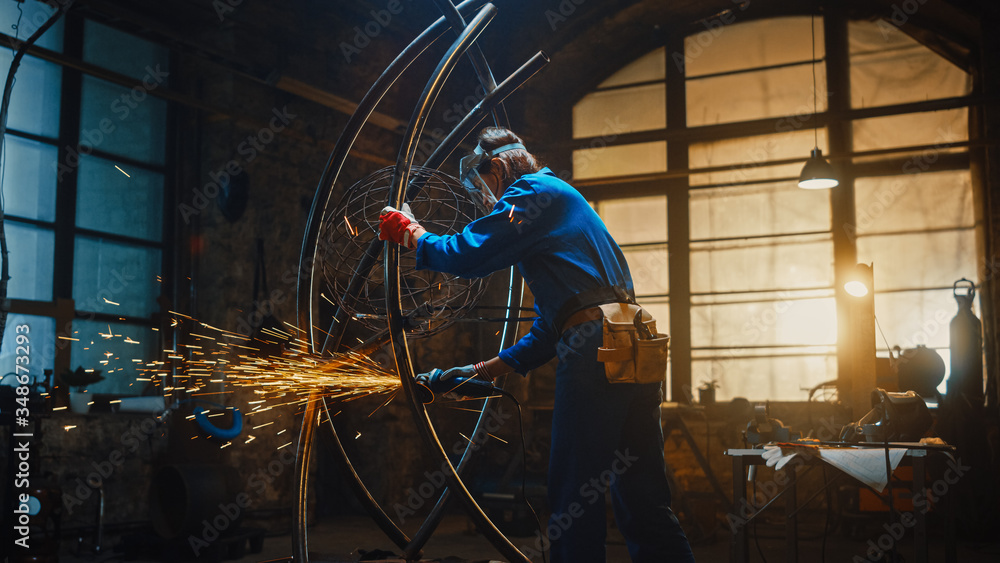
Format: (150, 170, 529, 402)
(415, 368, 506, 403)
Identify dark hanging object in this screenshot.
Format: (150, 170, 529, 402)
(946, 278, 984, 406)
(217, 169, 250, 222)
(247, 238, 290, 358)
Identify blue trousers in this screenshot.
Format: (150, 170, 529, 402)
(547, 320, 695, 562)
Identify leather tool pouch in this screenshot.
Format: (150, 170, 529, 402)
(595, 303, 669, 384)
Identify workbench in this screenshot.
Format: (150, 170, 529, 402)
(726, 445, 957, 563)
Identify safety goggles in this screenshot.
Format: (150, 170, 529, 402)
(458, 142, 524, 214)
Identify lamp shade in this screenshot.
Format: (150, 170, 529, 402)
(798, 147, 839, 189)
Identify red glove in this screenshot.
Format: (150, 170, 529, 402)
(378, 205, 423, 250)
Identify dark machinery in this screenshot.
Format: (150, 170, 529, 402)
(744, 403, 800, 445)
(839, 389, 932, 443)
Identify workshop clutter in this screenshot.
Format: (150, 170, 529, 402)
(596, 303, 669, 384)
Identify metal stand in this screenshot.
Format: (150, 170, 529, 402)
(726, 447, 958, 563)
(292, 2, 549, 561)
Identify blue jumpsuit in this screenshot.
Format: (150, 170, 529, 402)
(416, 168, 694, 562)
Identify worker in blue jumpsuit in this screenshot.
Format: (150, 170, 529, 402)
(379, 127, 694, 562)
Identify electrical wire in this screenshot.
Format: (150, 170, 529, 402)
(810, 13, 819, 149)
(509, 394, 546, 563)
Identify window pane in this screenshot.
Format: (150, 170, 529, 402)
(625, 245, 669, 297)
(0, 314, 56, 388)
(684, 17, 821, 78)
(687, 63, 825, 127)
(691, 235, 834, 294)
(599, 196, 667, 244)
(79, 75, 167, 165)
(73, 237, 162, 318)
(574, 83, 665, 137)
(849, 19, 971, 108)
(6, 223, 54, 301)
(693, 353, 835, 401)
(77, 155, 164, 241)
(70, 319, 159, 396)
(0, 54, 61, 137)
(853, 171, 974, 237)
(84, 20, 170, 83)
(689, 129, 822, 185)
(872, 289, 958, 352)
(692, 297, 837, 348)
(599, 47, 664, 88)
(691, 182, 830, 240)
(573, 141, 666, 179)
(0, 1, 64, 51)
(853, 109, 968, 154)
(2, 136, 57, 221)
(858, 230, 977, 292)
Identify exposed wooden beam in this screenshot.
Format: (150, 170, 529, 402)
(274, 76, 407, 133)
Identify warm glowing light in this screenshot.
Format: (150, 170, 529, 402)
(845, 280, 869, 297)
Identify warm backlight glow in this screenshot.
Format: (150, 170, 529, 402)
(844, 280, 870, 297)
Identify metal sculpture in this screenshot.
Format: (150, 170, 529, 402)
(294, 1, 548, 560)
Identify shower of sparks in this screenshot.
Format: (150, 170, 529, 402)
(76, 310, 402, 451)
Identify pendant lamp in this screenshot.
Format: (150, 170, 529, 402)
(798, 14, 838, 190)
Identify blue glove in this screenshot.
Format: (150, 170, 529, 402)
(416, 365, 496, 402)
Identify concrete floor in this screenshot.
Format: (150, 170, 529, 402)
(62, 511, 998, 563)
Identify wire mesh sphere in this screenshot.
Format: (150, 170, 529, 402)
(316, 165, 488, 337)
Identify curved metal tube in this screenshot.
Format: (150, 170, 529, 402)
(424, 51, 549, 171)
(402, 51, 547, 559)
(296, 0, 488, 354)
(386, 4, 529, 562)
(430, 0, 509, 128)
(292, 392, 319, 563)
(293, 3, 489, 557)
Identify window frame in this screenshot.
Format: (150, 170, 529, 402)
(3, 12, 175, 398)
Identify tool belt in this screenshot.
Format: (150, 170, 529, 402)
(563, 302, 669, 385)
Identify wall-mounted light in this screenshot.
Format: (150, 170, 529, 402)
(798, 13, 839, 190)
(844, 263, 873, 297)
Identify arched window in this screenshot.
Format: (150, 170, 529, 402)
(571, 15, 975, 401)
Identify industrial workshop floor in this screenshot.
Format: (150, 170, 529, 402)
(59, 512, 999, 563)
